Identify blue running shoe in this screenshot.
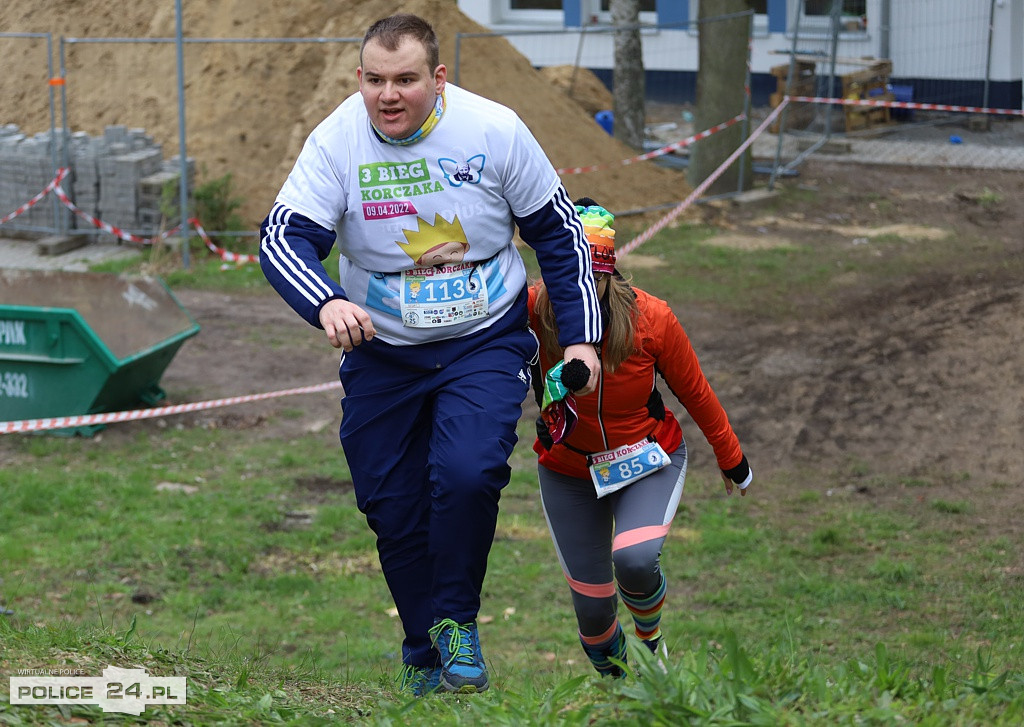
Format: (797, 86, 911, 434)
(397, 663, 442, 697)
(428, 618, 490, 693)
(581, 625, 628, 678)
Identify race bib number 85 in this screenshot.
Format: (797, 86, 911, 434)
(587, 438, 670, 498)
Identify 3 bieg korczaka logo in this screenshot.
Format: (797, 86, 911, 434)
(10, 665, 186, 715)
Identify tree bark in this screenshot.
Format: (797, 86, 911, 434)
(611, 0, 645, 151)
(689, 1, 754, 194)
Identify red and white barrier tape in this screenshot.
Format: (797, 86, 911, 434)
(52, 183, 179, 246)
(618, 98, 790, 259)
(0, 168, 258, 264)
(0, 168, 70, 225)
(0, 380, 343, 435)
(786, 95, 1024, 118)
(556, 114, 745, 176)
(53, 182, 258, 263)
(189, 218, 258, 264)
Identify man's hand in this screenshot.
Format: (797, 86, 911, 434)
(319, 299, 375, 351)
(562, 343, 600, 396)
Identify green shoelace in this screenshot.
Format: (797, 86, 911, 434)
(398, 664, 428, 692)
(429, 618, 475, 665)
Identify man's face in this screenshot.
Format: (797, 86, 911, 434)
(358, 36, 446, 141)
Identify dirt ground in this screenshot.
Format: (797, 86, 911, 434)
(2, 149, 1022, 577)
(2, 2, 1022, 538)
(128, 159, 1024, 503)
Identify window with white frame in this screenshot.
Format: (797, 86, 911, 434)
(499, 1, 658, 27)
(502, 0, 565, 25)
(798, 0, 868, 33)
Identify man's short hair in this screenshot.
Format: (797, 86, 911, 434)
(361, 13, 440, 71)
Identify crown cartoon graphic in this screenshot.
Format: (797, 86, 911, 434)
(396, 214, 470, 264)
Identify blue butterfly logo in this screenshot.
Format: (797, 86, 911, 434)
(438, 154, 485, 186)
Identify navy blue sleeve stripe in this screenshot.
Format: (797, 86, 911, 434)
(262, 207, 319, 305)
(259, 203, 345, 327)
(269, 204, 336, 300)
(551, 187, 601, 341)
(262, 204, 335, 303)
(516, 186, 602, 346)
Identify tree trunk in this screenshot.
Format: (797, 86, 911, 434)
(611, 0, 645, 151)
(689, 1, 754, 194)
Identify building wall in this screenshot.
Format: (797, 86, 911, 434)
(456, 0, 1023, 109)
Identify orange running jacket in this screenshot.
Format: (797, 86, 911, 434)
(528, 282, 744, 480)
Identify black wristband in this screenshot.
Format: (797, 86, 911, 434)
(722, 454, 750, 484)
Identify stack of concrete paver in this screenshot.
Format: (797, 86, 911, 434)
(95, 127, 164, 240)
(0, 124, 74, 234)
(138, 158, 195, 233)
(0, 123, 193, 241)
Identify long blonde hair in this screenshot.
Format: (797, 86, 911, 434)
(534, 274, 639, 374)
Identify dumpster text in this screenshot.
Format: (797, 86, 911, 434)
(1, 372, 30, 398)
(0, 320, 27, 345)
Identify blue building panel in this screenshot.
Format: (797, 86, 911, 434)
(563, 0, 583, 27)
(658, 0, 688, 25)
(767, 0, 787, 33)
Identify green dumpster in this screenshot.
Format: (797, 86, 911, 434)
(0, 269, 200, 433)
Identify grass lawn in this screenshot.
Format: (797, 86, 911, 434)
(2, 186, 1023, 724)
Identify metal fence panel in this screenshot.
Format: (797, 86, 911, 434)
(0, 32, 66, 235)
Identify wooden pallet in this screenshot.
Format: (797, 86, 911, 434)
(768, 55, 897, 133)
(769, 60, 817, 132)
(841, 60, 894, 132)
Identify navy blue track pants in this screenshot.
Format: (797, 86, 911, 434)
(338, 300, 536, 667)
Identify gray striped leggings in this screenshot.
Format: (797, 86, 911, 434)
(538, 441, 687, 638)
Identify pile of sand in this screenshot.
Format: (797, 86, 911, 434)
(538, 65, 615, 117)
(0, 0, 689, 227)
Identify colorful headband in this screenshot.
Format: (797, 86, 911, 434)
(576, 204, 616, 274)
